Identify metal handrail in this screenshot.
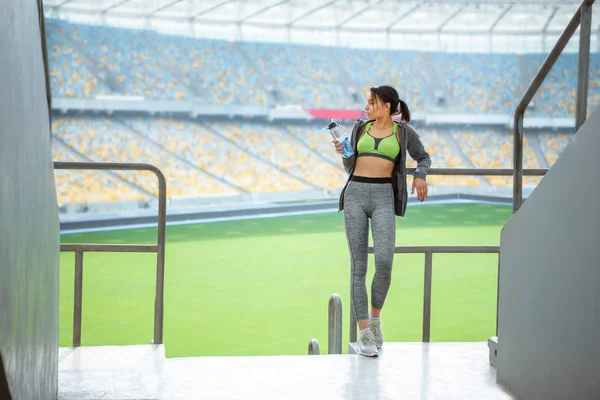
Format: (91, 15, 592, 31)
(407, 167, 546, 176)
(54, 162, 167, 347)
(328, 293, 343, 354)
(513, 0, 594, 213)
(349, 245, 500, 344)
(344, 167, 545, 346)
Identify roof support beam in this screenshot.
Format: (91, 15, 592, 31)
(103, 0, 133, 13)
(488, 4, 513, 33)
(54, 0, 76, 8)
(386, 4, 420, 31)
(189, 0, 235, 20)
(288, 0, 339, 26)
(542, 6, 560, 33)
(146, 0, 182, 17)
(437, 5, 466, 33)
(335, 0, 384, 29)
(239, 0, 291, 23)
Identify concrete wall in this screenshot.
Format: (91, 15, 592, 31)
(0, 1, 60, 399)
(496, 107, 600, 399)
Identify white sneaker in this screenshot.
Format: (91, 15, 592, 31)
(357, 328, 378, 357)
(369, 318, 383, 349)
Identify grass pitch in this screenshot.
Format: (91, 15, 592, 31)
(59, 202, 511, 357)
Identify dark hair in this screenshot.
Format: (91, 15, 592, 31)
(369, 85, 411, 123)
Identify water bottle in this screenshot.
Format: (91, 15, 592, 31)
(327, 120, 354, 159)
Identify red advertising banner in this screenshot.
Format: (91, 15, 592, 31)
(307, 109, 366, 120)
(308, 109, 406, 122)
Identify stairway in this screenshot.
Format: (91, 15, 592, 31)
(496, 106, 600, 400)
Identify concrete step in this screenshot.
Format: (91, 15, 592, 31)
(59, 342, 514, 399)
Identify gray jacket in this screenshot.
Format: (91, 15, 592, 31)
(338, 119, 432, 217)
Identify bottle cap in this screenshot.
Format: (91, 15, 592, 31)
(327, 121, 338, 129)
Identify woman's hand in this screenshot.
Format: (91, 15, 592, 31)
(412, 178, 428, 202)
(332, 140, 344, 155)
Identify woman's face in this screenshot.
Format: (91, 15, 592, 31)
(364, 91, 389, 120)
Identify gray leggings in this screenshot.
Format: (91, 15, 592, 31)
(343, 178, 396, 321)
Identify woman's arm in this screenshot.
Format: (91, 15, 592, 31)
(405, 124, 431, 180)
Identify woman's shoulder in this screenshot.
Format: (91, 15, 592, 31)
(353, 118, 370, 125)
(351, 118, 370, 133)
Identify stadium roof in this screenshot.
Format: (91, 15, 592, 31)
(43, 0, 598, 52)
(44, 0, 596, 35)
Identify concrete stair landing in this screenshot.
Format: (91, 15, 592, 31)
(59, 343, 514, 399)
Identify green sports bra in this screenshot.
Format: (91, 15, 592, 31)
(356, 121, 400, 163)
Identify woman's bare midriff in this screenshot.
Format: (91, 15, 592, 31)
(353, 156, 395, 178)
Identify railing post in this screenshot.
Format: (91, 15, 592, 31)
(422, 251, 433, 343)
(349, 301, 357, 344)
(154, 168, 167, 345)
(513, 113, 524, 214)
(328, 293, 342, 354)
(73, 250, 84, 348)
(576, 0, 593, 131)
(308, 338, 320, 355)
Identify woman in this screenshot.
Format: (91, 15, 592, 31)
(333, 85, 431, 357)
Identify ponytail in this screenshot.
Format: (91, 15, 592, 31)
(398, 99, 411, 123)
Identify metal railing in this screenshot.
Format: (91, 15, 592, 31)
(54, 162, 167, 347)
(345, 167, 547, 346)
(328, 293, 342, 354)
(307, 339, 320, 355)
(513, 0, 594, 213)
(348, 246, 500, 345)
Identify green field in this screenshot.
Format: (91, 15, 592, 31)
(59, 202, 512, 357)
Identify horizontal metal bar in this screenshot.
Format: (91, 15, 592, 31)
(54, 161, 163, 174)
(60, 244, 158, 253)
(407, 168, 547, 176)
(368, 246, 500, 254)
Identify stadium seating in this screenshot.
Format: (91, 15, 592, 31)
(240, 42, 349, 108)
(428, 53, 523, 115)
(417, 129, 483, 187)
(538, 131, 574, 165)
(205, 121, 348, 190)
(530, 53, 600, 118)
(121, 117, 308, 192)
(144, 32, 268, 105)
(451, 128, 543, 186)
(46, 20, 600, 118)
(52, 140, 149, 206)
(46, 27, 111, 99)
(51, 115, 574, 205)
(52, 117, 238, 199)
(334, 48, 432, 112)
(44, 20, 584, 206)
(54, 23, 189, 99)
